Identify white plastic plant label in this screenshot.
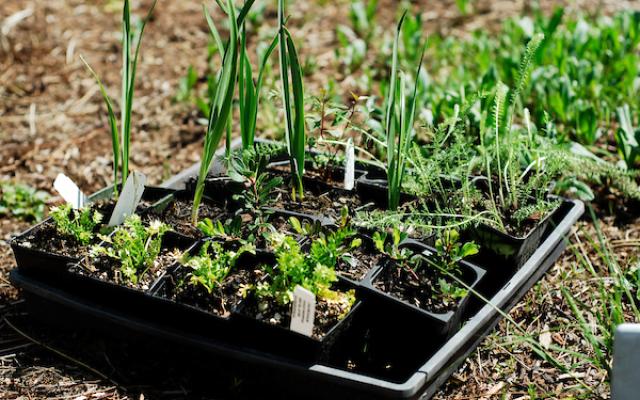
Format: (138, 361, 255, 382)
(290, 285, 316, 337)
(344, 138, 355, 191)
(108, 171, 147, 227)
(53, 173, 87, 209)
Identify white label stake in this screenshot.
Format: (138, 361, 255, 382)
(54, 173, 87, 209)
(108, 171, 146, 227)
(290, 285, 316, 337)
(344, 139, 355, 191)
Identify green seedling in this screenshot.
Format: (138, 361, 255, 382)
(385, 12, 425, 210)
(91, 215, 169, 284)
(277, 0, 306, 200)
(50, 204, 103, 245)
(81, 0, 157, 197)
(0, 182, 49, 222)
(192, 0, 244, 223)
(181, 240, 255, 297)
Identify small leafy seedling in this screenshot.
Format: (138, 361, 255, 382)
(0, 182, 49, 222)
(50, 204, 103, 245)
(248, 233, 355, 310)
(91, 215, 170, 284)
(434, 229, 479, 274)
(227, 148, 283, 212)
(181, 240, 255, 300)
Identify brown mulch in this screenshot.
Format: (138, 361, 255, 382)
(2, 0, 640, 399)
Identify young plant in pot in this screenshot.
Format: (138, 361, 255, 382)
(154, 239, 259, 320)
(471, 34, 561, 270)
(363, 228, 484, 338)
(291, 206, 380, 285)
(276, 0, 306, 201)
(71, 215, 189, 292)
(236, 231, 360, 360)
(11, 0, 158, 276)
(353, 12, 425, 211)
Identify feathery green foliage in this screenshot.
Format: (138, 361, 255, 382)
(91, 215, 170, 284)
(50, 204, 103, 245)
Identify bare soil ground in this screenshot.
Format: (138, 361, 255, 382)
(2, 0, 640, 399)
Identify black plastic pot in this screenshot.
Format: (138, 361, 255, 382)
(267, 159, 368, 191)
(147, 240, 272, 345)
(233, 279, 362, 363)
(64, 231, 195, 307)
(466, 201, 561, 272)
(143, 189, 229, 240)
(361, 241, 485, 339)
(9, 195, 584, 399)
(10, 186, 176, 280)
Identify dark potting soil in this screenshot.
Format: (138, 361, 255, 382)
(145, 198, 226, 238)
(15, 201, 116, 258)
(373, 262, 465, 314)
(73, 248, 182, 291)
(240, 295, 352, 340)
(272, 186, 369, 221)
(269, 163, 349, 189)
(336, 247, 383, 282)
(169, 267, 264, 317)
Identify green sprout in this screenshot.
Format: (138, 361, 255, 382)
(239, 27, 278, 149)
(50, 204, 103, 245)
(385, 11, 425, 210)
(0, 182, 49, 222)
(80, 0, 157, 197)
(278, 0, 306, 200)
(192, 0, 245, 224)
(182, 240, 255, 296)
(91, 215, 170, 284)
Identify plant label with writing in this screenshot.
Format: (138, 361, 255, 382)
(108, 171, 146, 227)
(53, 173, 87, 209)
(344, 138, 355, 190)
(290, 285, 316, 337)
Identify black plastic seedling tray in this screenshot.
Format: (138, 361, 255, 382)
(10, 196, 583, 399)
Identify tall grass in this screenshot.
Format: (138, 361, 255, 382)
(278, 0, 306, 200)
(191, 0, 241, 223)
(385, 11, 425, 210)
(562, 208, 640, 376)
(239, 27, 278, 149)
(81, 0, 157, 197)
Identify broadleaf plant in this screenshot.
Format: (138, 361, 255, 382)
(0, 182, 49, 222)
(80, 0, 157, 197)
(615, 104, 640, 170)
